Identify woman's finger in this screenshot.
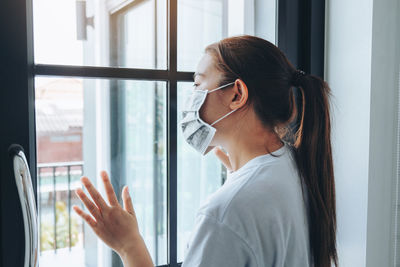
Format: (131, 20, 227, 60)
(214, 146, 232, 171)
(100, 171, 120, 206)
(80, 176, 108, 210)
(73, 205, 97, 228)
(122, 185, 135, 215)
(75, 188, 102, 219)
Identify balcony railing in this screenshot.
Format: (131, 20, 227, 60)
(37, 161, 84, 254)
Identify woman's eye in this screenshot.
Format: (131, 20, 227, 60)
(192, 83, 200, 88)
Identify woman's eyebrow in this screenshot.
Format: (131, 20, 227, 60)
(193, 72, 205, 80)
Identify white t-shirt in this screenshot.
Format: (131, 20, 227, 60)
(181, 142, 312, 267)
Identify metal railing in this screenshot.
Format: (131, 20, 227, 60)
(37, 161, 84, 254)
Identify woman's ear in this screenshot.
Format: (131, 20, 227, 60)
(231, 79, 248, 109)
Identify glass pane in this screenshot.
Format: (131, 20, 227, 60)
(110, 80, 168, 266)
(35, 77, 167, 266)
(33, 0, 167, 69)
(111, 0, 167, 69)
(177, 82, 226, 262)
(177, 0, 226, 71)
(177, 0, 257, 71)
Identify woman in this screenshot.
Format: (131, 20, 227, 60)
(73, 35, 338, 267)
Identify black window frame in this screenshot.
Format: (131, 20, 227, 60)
(0, 0, 326, 266)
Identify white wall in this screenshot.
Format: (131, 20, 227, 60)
(325, 1, 373, 265)
(325, 0, 400, 266)
(366, 0, 400, 266)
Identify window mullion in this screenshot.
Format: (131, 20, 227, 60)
(167, 0, 178, 266)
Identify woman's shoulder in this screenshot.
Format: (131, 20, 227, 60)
(195, 175, 248, 223)
(196, 151, 304, 226)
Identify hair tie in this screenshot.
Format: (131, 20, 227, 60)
(291, 69, 306, 87)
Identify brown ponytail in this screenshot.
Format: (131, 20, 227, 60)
(205, 35, 338, 267)
(293, 73, 338, 267)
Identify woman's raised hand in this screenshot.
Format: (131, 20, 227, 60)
(73, 171, 154, 267)
(213, 146, 232, 172)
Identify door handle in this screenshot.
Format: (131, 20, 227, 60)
(9, 144, 39, 267)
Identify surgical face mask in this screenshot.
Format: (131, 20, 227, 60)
(179, 81, 237, 155)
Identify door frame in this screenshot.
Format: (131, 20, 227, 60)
(0, 0, 36, 265)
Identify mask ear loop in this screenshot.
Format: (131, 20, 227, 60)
(210, 108, 238, 126)
(208, 81, 235, 93)
(208, 81, 238, 126)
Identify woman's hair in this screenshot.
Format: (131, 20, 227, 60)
(205, 35, 337, 267)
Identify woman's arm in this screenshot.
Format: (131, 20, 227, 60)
(118, 234, 154, 267)
(73, 171, 154, 267)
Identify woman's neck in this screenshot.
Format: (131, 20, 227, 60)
(223, 123, 284, 172)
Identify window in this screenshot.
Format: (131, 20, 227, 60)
(2, 0, 338, 265)
(35, 77, 168, 266)
(31, 0, 259, 266)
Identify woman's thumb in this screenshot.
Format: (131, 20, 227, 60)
(214, 146, 232, 171)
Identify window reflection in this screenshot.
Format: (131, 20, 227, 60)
(35, 77, 168, 267)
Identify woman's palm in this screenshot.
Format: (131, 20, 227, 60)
(73, 171, 141, 256)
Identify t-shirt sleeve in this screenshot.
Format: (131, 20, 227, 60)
(181, 213, 257, 267)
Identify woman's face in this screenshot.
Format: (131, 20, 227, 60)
(193, 53, 248, 147)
